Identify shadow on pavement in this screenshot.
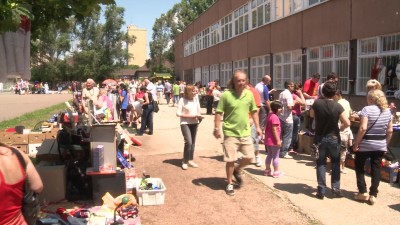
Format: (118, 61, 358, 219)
(163, 158, 182, 168)
(388, 203, 400, 212)
(273, 183, 317, 198)
(192, 177, 226, 190)
(199, 155, 224, 162)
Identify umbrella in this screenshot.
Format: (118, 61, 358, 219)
(102, 79, 117, 85)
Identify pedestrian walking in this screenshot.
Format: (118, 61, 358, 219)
(176, 85, 203, 170)
(264, 101, 284, 178)
(310, 81, 350, 199)
(352, 89, 392, 205)
(213, 70, 261, 196)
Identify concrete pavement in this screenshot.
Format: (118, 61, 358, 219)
(0, 92, 72, 122)
(135, 101, 400, 225)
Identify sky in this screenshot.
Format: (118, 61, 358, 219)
(114, 0, 182, 58)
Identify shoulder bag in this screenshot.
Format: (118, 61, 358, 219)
(153, 101, 159, 113)
(348, 112, 382, 153)
(12, 148, 40, 225)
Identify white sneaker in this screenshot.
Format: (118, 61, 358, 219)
(188, 161, 199, 168)
(182, 162, 188, 170)
(282, 153, 293, 159)
(255, 156, 262, 167)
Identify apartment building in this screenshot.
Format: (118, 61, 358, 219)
(127, 25, 147, 67)
(174, 0, 400, 109)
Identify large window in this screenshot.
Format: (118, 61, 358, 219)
(184, 40, 189, 57)
(210, 22, 220, 46)
(188, 37, 195, 55)
(221, 14, 233, 41)
(233, 59, 249, 76)
(308, 0, 326, 7)
(201, 66, 210, 85)
(195, 33, 202, 53)
(275, 0, 291, 19)
(358, 33, 400, 95)
(308, 42, 350, 93)
(220, 62, 232, 88)
(210, 64, 219, 82)
(250, 55, 271, 86)
(202, 28, 210, 49)
(273, 50, 302, 89)
(183, 0, 330, 58)
(251, 0, 267, 28)
(234, 4, 250, 36)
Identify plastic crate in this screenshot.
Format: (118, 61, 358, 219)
(135, 178, 166, 206)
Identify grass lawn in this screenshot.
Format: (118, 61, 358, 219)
(0, 102, 69, 130)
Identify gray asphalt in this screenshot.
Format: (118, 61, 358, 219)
(0, 92, 72, 122)
(2, 93, 399, 224)
(135, 101, 400, 225)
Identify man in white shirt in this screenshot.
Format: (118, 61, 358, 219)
(279, 81, 295, 159)
(144, 78, 157, 101)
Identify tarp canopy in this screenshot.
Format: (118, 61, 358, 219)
(153, 73, 172, 79)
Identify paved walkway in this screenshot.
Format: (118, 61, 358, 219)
(134, 101, 400, 225)
(0, 93, 72, 122)
(3, 94, 398, 224)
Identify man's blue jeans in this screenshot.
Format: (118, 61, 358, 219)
(290, 115, 300, 150)
(316, 134, 341, 195)
(280, 120, 293, 157)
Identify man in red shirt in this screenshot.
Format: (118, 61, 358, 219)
(303, 73, 320, 99)
(247, 83, 262, 167)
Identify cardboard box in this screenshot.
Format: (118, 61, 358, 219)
(11, 144, 28, 154)
(36, 165, 66, 204)
(381, 166, 399, 184)
(0, 132, 13, 144)
(44, 128, 60, 140)
(29, 133, 46, 144)
(11, 134, 29, 144)
(298, 133, 314, 154)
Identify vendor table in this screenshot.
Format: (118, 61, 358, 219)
(87, 169, 126, 205)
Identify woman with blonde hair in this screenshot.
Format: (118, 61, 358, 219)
(176, 85, 202, 170)
(365, 79, 382, 91)
(352, 89, 393, 205)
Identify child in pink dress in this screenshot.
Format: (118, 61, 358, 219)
(264, 101, 284, 178)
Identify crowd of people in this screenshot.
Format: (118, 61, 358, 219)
(0, 72, 396, 225)
(203, 70, 394, 202)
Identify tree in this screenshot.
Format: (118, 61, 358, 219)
(0, 0, 115, 39)
(71, 5, 134, 82)
(149, 0, 216, 74)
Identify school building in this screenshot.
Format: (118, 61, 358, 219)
(174, 0, 400, 109)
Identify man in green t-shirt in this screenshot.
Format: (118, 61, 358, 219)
(172, 81, 180, 106)
(213, 70, 262, 196)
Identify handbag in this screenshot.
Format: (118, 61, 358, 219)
(12, 148, 40, 225)
(349, 112, 381, 153)
(153, 101, 159, 113)
(311, 143, 320, 159)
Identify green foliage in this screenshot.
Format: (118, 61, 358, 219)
(30, 4, 134, 83)
(0, 0, 115, 38)
(149, 0, 215, 74)
(0, 0, 33, 34)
